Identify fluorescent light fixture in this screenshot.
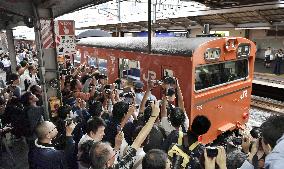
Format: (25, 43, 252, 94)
(235, 27, 271, 30)
(167, 29, 187, 32)
(127, 30, 141, 33)
(173, 31, 187, 33)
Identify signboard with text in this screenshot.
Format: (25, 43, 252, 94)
(54, 20, 76, 62)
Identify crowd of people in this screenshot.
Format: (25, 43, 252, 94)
(0, 43, 284, 169)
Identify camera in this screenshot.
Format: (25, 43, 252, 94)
(206, 147, 218, 157)
(166, 88, 176, 96)
(65, 116, 82, 126)
(250, 127, 261, 139)
(61, 69, 69, 75)
(119, 92, 135, 98)
(135, 104, 140, 109)
(232, 137, 243, 145)
(153, 80, 163, 86)
(124, 92, 135, 98)
(163, 77, 176, 85)
(104, 89, 112, 95)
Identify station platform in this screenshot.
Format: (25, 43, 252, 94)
(254, 58, 284, 77)
(253, 58, 284, 88)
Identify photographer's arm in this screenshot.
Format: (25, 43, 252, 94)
(89, 85, 97, 98)
(139, 88, 150, 113)
(81, 78, 92, 93)
(72, 67, 80, 77)
(138, 80, 154, 113)
(176, 78, 189, 130)
(176, 79, 185, 112)
(60, 76, 65, 90)
(131, 101, 160, 150)
(120, 105, 136, 129)
(216, 147, 227, 169)
(161, 95, 167, 118)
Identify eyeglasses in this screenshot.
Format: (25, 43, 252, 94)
(105, 149, 118, 167)
(48, 126, 57, 135)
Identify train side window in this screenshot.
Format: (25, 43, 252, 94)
(74, 50, 81, 64)
(88, 56, 97, 67)
(98, 58, 107, 74)
(163, 69, 174, 78)
(119, 58, 141, 82)
(195, 59, 248, 91)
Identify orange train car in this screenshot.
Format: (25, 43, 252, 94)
(76, 37, 256, 144)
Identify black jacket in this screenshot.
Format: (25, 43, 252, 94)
(29, 136, 75, 169)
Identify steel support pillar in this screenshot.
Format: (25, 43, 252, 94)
(5, 29, 17, 73)
(32, 5, 60, 119)
(147, 0, 152, 53)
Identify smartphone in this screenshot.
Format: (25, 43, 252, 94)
(206, 147, 218, 157)
(117, 125, 121, 132)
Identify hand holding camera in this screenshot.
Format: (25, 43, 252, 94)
(205, 146, 227, 169)
(241, 135, 251, 154)
(81, 100, 87, 109)
(216, 147, 227, 169)
(151, 100, 160, 118)
(65, 121, 76, 136)
(115, 131, 124, 151)
(147, 80, 156, 90)
(204, 149, 216, 169)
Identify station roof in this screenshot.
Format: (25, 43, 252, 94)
(0, 0, 111, 30)
(77, 1, 284, 32)
(192, 0, 276, 7)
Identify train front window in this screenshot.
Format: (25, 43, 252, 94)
(119, 58, 141, 82)
(195, 59, 248, 91)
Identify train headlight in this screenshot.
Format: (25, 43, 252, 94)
(237, 44, 251, 58)
(204, 48, 221, 61)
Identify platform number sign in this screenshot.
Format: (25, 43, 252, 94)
(240, 90, 248, 100)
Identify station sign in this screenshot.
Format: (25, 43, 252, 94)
(54, 20, 76, 62)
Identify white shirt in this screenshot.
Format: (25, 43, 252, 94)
(135, 92, 157, 105)
(2, 58, 11, 68)
(25, 74, 39, 89)
(78, 134, 98, 148)
(160, 113, 189, 134)
(265, 49, 272, 56)
(19, 74, 28, 91)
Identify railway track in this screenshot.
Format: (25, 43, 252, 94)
(251, 96, 284, 114)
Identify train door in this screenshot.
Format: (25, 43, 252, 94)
(160, 65, 175, 98)
(118, 58, 141, 83)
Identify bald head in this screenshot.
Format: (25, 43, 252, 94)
(35, 121, 57, 140)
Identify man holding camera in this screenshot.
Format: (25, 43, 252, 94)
(29, 121, 76, 169)
(90, 101, 161, 169)
(134, 80, 156, 106)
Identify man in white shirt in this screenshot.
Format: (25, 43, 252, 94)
(134, 81, 156, 106)
(264, 47, 272, 68)
(24, 65, 39, 90)
(78, 117, 106, 147)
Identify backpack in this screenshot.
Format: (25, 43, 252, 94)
(21, 107, 43, 137)
(168, 131, 200, 169)
(21, 107, 33, 137)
